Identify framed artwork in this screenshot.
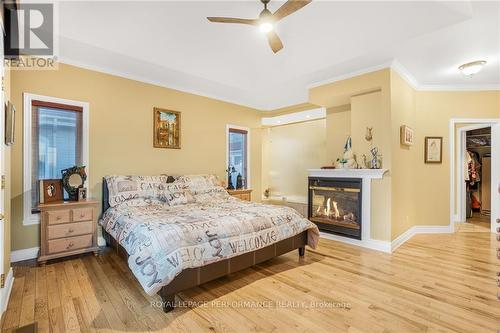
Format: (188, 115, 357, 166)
(153, 107, 181, 149)
(39, 179, 63, 204)
(78, 187, 87, 201)
(400, 125, 414, 146)
(424, 136, 443, 163)
(5, 101, 15, 145)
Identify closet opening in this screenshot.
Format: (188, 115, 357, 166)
(463, 126, 491, 232)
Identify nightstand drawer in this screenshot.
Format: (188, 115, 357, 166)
(48, 234, 92, 254)
(72, 207, 93, 222)
(47, 210, 71, 225)
(48, 221, 93, 240)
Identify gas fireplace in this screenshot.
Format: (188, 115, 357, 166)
(308, 177, 362, 239)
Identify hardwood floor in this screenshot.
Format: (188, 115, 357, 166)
(2, 231, 499, 333)
(456, 215, 491, 233)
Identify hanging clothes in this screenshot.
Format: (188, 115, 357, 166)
(467, 150, 481, 185)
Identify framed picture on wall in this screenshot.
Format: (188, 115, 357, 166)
(400, 125, 414, 146)
(5, 101, 15, 145)
(424, 136, 443, 163)
(153, 108, 181, 149)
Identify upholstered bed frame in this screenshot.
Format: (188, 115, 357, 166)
(101, 178, 307, 312)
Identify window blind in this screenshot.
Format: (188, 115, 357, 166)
(31, 103, 83, 211)
(228, 128, 248, 189)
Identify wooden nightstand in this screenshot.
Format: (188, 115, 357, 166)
(38, 199, 99, 265)
(227, 189, 252, 201)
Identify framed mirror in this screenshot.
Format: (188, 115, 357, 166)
(61, 166, 87, 200)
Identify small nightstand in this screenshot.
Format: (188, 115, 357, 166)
(227, 189, 252, 201)
(38, 199, 99, 265)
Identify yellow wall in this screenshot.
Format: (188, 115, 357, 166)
(10, 63, 262, 251)
(310, 68, 499, 241)
(310, 69, 393, 241)
(390, 71, 417, 239)
(265, 119, 327, 203)
(326, 105, 350, 165)
(3, 67, 11, 275)
(413, 91, 500, 228)
(8, 61, 500, 252)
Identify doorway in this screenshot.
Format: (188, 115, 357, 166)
(461, 126, 491, 232)
(451, 119, 499, 234)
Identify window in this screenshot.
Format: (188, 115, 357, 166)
(227, 126, 249, 189)
(31, 101, 83, 211)
(23, 94, 89, 225)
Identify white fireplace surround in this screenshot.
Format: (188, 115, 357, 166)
(308, 168, 390, 252)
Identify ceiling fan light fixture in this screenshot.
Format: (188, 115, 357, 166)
(259, 22, 274, 33)
(459, 60, 486, 76)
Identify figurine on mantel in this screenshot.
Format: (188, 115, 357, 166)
(334, 137, 359, 169)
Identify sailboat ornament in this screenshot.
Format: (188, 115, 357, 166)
(334, 137, 358, 169)
(334, 129, 382, 169)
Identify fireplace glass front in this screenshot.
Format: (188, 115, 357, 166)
(308, 177, 362, 239)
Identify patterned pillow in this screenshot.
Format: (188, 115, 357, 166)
(115, 197, 165, 207)
(174, 174, 222, 192)
(105, 175, 171, 208)
(192, 186, 231, 203)
(158, 183, 195, 206)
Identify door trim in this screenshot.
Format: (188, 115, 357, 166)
(449, 118, 499, 232)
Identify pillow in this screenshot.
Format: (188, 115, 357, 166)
(173, 174, 222, 192)
(158, 183, 195, 206)
(115, 197, 165, 208)
(105, 175, 171, 207)
(192, 186, 231, 203)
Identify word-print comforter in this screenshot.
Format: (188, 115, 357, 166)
(100, 197, 319, 295)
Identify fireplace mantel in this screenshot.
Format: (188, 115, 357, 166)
(308, 168, 388, 179)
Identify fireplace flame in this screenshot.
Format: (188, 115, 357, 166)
(325, 198, 331, 217)
(332, 200, 340, 218)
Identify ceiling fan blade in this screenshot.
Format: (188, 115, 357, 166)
(207, 17, 258, 25)
(273, 0, 312, 22)
(267, 31, 284, 53)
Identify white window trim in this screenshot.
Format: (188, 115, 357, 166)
(226, 124, 251, 189)
(23, 93, 90, 226)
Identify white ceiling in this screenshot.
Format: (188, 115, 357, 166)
(56, 1, 500, 110)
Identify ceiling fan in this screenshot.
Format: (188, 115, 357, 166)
(207, 0, 312, 54)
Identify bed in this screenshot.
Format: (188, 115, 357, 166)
(99, 175, 319, 312)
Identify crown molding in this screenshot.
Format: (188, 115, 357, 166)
(57, 57, 499, 114)
(390, 59, 419, 89)
(307, 61, 393, 89)
(57, 58, 267, 111)
(417, 84, 500, 91)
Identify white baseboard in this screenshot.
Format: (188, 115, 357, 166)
(0, 268, 14, 317)
(11, 238, 106, 263)
(10, 247, 39, 263)
(391, 225, 454, 252)
(321, 224, 454, 254)
(319, 232, 391, 253)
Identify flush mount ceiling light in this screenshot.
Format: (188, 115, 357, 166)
(458, 60, 486, 76)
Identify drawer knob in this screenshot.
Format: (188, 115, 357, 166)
(80, 213, 85, 218)
(56, 216, 61, 220)
(497, 218, 500, 224)
(66, 242, 74, 249)
(68, 228, 74, 233)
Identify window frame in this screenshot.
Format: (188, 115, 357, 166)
(226, 125, 250, 189)
(23, 93, 89, 225)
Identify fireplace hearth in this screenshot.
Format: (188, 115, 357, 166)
(308, 177, 362, 239)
